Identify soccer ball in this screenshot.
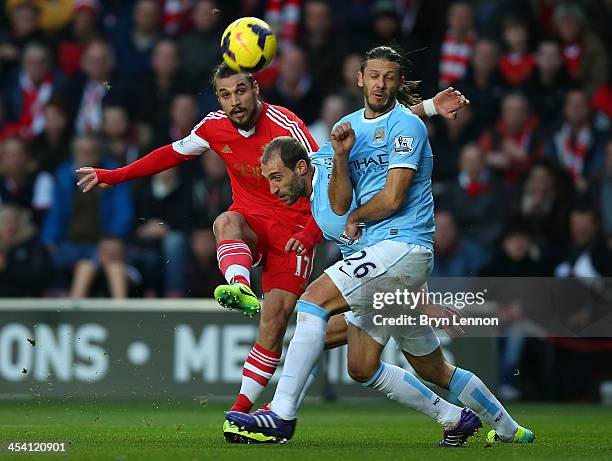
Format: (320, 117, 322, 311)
(220, 17, 277, 73)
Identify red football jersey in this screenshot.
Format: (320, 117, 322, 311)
(172, 103, 318, 223)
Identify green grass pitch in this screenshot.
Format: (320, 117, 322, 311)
(1, 400, 611, 460)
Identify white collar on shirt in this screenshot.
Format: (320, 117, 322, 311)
(360, 100, 398, 124)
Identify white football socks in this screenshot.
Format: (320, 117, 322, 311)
(271, 301, 329, 420)
(368, 362, 462, 427)
(449, 367, 518, 440)
(296, 366, 318, 408)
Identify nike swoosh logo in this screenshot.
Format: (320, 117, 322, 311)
(239, 287, 257, 298)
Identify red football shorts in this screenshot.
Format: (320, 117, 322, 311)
(234, 209, 315, 296)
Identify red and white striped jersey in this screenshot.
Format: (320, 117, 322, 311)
(172, 102, 318, 222)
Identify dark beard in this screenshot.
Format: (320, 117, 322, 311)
(364, 88, 397, 116)
(228, 112, 255, 130)
(284, 176, 306, 205)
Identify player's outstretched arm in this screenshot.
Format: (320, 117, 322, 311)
(409, 87, 469, 120)
(328, 122, 355, 215)
(76, 144, 194, 192)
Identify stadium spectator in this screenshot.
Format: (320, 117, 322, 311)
(264, 45, 322, 125)
(526, 40, 571, 134)
(480, 225, 547, 277)
(546, 88, 606, 192)
(0, 136, 54, 222)
(512, 161, 570, 260)
(440, 143, 506, 250)
(6, 0, 75, 33)
(179, 0, 222, 90)
(298, 0, 348, 95)
(499, 16, 535, 87)
(479, 92, 543, 185)
(132, 38, 192, 141)
(131, 168, 190, 297)
(70, 235, 141, 298)
(339, 53, 363, 113)
(456, 39, 504, 133)
(189, 151, 232, 228)
(429, 103, 477, 183)
(438, 1, 476, 88)
(185, 227, 226, 297)
(110, 0, 162, 78)
(431, 210, 488, 277)
(30, 99, 72, 173)
(555, 207, 612, 277)
(154, 93, 199, 147)
(62, 39, 128, 134)
(161, 0, 193, 36)
(479, 225, 549, 402)
(0, 1, 43, 80)
(56, 0, 102, 77)
(367, 1, 412, 55)
(2, 42, 62, 139)
(308, 94, 347, 146)
(554, 3, 609, 97)
(101, 105, 139, 166)
(0, 204, 52, 297)
(41, 134, 132, 278)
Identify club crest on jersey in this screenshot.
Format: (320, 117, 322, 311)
(373, 126, 385, 146)
(393, 136, 414, 154)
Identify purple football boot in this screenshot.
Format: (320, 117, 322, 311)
(439, 407, 482, 447)
(226, 410, 297, 442)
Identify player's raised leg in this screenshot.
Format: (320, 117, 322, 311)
(213, 211, 261, 317)
(407, 347, 535, 444)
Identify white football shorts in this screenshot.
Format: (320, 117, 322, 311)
(325, 240, 434, 317)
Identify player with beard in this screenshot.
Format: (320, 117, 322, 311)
(226, 46, 535, 446)
(76, 61, 469, 443)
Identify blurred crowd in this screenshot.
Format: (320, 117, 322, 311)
(0, 0, 611, 298)
(0, 0, 611, 402)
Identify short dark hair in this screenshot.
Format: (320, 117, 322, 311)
(210, 61, 254, 87)
(261, 136, 310, 170)
(361, 45, 421, 107)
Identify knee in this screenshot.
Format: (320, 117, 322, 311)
(348, 359, 381, 384)
(213, 212, 242, 236)
(300, 274, 342, 312)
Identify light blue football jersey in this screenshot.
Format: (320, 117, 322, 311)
(334, 102, 434, 249)
(310, 143, 367, 257)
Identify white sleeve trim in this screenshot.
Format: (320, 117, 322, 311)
(388, 163, 418, 171)
(171, 131, 210, 156)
